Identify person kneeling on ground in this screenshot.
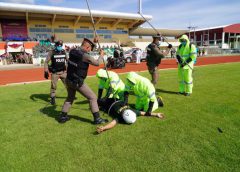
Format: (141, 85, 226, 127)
(96, 68, 125, 105)
(123, 72, 164, 117)
(96, 99, 164, 134)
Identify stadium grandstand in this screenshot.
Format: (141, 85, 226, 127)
(0, 2, 185, 46)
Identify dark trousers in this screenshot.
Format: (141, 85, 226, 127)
(62, 78, 99, 114)
(147, 65, 159, 86)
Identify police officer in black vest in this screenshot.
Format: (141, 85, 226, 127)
(59, 37, 108, 124)
(146, 34, 172, 87)
(44, 40, 67, 105)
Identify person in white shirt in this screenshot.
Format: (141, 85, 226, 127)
(136, 49, 142, 64)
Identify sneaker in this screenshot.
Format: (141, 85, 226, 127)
(93, 117, 108, 124)
(58, 113, 70, 123)
(157, 96, 164, 107)
(50, 97, 56, 105)
(185, 93, 191, 96)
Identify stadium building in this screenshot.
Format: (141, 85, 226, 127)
(188, 24, 240, 49)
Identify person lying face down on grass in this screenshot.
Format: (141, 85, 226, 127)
(96, 98, 164, 134)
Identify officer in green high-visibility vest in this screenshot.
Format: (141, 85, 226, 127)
(123, 72, 164, 116)
(96, 69, 125, 109)
(176, 34, 197, 96)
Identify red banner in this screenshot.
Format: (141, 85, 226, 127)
(8, 44, 23, 49)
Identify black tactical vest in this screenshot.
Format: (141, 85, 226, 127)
(50, 50, 66, 72)
(67, 48, 89, 85)
(108, 100, 125, 117)
(146, 43, 163, 66)
(107, 100, 130, 123)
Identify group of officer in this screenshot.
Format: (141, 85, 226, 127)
(146, 34, 196, 96)
(44, 37, 109, 124)
(44, 33, 196, 125)
(96, 69, 164, 133)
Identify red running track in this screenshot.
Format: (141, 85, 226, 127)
(0, 55, 240, 86)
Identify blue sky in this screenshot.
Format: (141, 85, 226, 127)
(1, 0, 240, 29)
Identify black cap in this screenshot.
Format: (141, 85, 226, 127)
(55, 40, 63, 46)
(153, 34, 161, 39)
(83, 38, 95, 51)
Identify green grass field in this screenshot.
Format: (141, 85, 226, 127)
(0, 63, 240, 172)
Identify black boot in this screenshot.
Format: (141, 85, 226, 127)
(93, 112, 108, 124)
(94, 117, 108, 124)
(157, 96, 164, 107)
(58, 112, 70, 123)
(50, 97, 56, 105)
(185, 93, 191, 96)
(178, 92, 185, 95)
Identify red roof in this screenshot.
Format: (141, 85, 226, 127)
(223, 24, 240, 33)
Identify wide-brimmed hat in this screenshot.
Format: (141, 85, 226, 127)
(153, 33, 161, 39)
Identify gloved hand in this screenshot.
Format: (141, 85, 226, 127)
(44, 71, 49, 79)
(123, 91, 129, 105)
(145, 111, 152, 116)
(97, 89, 103, 100)
(180, 63, 186, 68)
(186, 58, 192, 64)
(105, 87, 112, 98)
(181, 58, 192, 68)
(145, 101, 154, 116)
(176, 55, 183, 64)
(168, 44, 173, 49)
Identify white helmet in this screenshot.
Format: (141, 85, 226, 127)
(122, 109, 136, 124)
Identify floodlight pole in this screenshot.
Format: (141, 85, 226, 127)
(138, 0, 142, 14)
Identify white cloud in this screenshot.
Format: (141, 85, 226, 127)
(0, 0, 35, 4)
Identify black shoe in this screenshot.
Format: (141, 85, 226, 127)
(50, 97, 56, 105)
(178, 92, 185, 95)
(93, 117, 108, 124)
(185, 93, 191, 96)
(157, 96, 164, 107)
(58, 113, 70, 123)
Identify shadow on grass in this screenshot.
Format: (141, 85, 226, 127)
(156, 88, 178, 95)
(74, 100, 89, 105)
(30, 94, 66, 103)
(30, 94, 49, 102)
(39, 105, 92, 124)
